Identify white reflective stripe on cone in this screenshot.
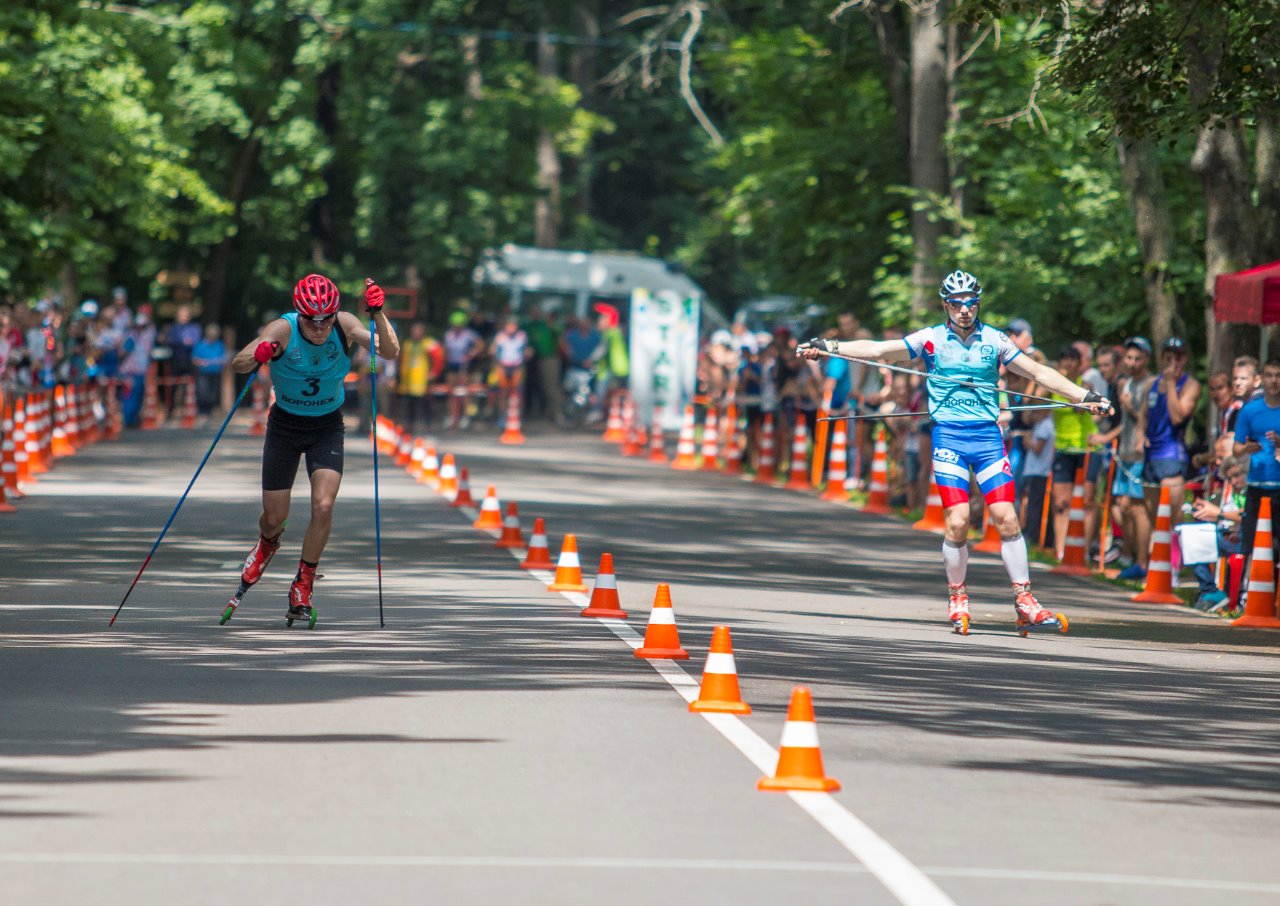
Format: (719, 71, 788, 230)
(1152, 531, 1171, 544)
(703, 652, 737, 675)
(1249, 580, 1276, 592)
(647, 607, 675, 624)
(1069, 508, 1085, 520)
(1147, 562, 1171, 574)
(1064, 537, 1085, 548)
(778, 721, 821, 748)
(1259, 518, 1273, 532)
(558, 552, 580, 568)
(1254, 547, 1275, 562)
(528, 535, 547, 546)
(595, 573, 616, 589)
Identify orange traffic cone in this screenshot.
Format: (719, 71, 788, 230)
(754, 413, 777, 483)
(249, 380, 268, 436)
(547, 534, 589, 593)
(521, 518, 554, 569)
(12, 399, 31, 483)
(621, 417, 647, 457)
(421, 446, 441, 489)
(581, 553, 627, 618)
(500, 390, 525, 445)
(105, 380, 123, 440)
(451, 467, 476, 507)
(670, 406, 698, 470)
(180, 376, 197, 429)
(860, 426, 891, 514)
(1132, 485, 1182, 604)
(973, 495, 1004, 553)
(689, 626, 750, 714)
(647, 412, 667, 463)
(495, 502, 525, 549)
(820, 421, 849, 501)
(408, 438, 426, 479)
(700, 408, 720, 471)
(722, 420, 744, 475)
(24, 394, 47, 475)
(473, 485, 503, 529)
(51, 387, 74, 458)
(634, 583, 689, 659)
(913, 476, 947, 533)
(757, 686, 840, 792)
(140, 364, 159, 430)
(784, 419, 810, 490)
(437, 453, 458, 500)
(602, 394, 625, 443)
(1233, 497, 1280, 628)
(64, 385, 82, 448)
(1050, 467, 1091, 575)
(2, 405, 24, 499)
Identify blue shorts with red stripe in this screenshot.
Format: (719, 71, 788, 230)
(931, 421, 1015, 508)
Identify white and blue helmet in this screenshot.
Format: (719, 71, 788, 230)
(939, 270, 982, 300)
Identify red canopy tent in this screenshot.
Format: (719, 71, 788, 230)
(1214, 260, 1280, 325)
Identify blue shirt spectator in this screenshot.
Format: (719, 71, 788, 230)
(824, 355, 851, 409)
(1234, 396, 1280, 487)
(562, 323, 602, 369)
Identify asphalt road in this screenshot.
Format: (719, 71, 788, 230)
(2, 418, 1279, 906)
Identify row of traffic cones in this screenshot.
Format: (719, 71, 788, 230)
(0, 380, 127, 514)
(384, 413, 843, 789)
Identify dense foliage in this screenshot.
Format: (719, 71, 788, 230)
(0, 1, 1272, 354)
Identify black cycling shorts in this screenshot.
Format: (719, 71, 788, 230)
(262, 405, 345, 491)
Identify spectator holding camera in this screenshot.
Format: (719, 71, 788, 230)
(1188, 456, 1246, 612)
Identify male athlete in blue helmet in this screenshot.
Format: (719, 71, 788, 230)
(800, 270, 1111, 634)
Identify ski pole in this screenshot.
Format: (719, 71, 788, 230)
(109, 368, 259, 627)
(367, 280, 385, 628)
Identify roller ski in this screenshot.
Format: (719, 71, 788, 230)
(220, 531, 282, 625)
(285, 562, 319, 630)
(947, 584, 971, 635)
(1013, 583, 1068, 638)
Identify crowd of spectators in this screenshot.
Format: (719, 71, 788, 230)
(1, 289, 228, 426)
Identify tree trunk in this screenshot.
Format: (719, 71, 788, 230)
(534, 30, 562, 249)
(1256, 109, 1280, 261)
(1116, 135, 1177, 349)
(567, 0, 600, 230)
(908, 0, 950, 317)
(309, 61, 341, 266)
(863, 0, 911, 164)
(204, 131, 264, 327)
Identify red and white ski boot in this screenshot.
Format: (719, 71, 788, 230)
(286, 562, 318, 629)
(1013, 583, 1068, 637)
(221, 531, 282, 625)
(948, 584, 971, 635)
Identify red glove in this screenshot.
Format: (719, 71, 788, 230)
(364, 278, 385, 313)
(253, 341, 280, 366)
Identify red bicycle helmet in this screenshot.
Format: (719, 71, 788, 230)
(293, 274, 340, 317)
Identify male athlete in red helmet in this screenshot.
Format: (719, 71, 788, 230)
(226, 275, 400, 628)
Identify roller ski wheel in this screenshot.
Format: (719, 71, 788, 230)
(285, 604, 317, 630)
(220, 582, 252, 626)
(947, 584, 970, 636)
(952, 613, 970, 636)
(1017, 612, 1068, 638)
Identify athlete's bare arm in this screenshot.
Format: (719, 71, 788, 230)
(341, 310, 400, 361)
(797, 337, 911, 363)
(232, 319, 291, 373)
(1007, 354, 1111, 412)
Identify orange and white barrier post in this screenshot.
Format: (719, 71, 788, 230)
(689, 626, 750, 714)
(451, 466, 476, 507)
(396, 432, 414, 468)
(547, 534, 589, 593)
(2, 405, 24, 499)
(754, 413, 777, 483)
(669, 405, 698, 470)
(421, 445, 441, 489)
(249, 380, 268, 436)
(602, 394, 626, 443)
(722, 418, 744, 475)
(1132, 485, 1183, 604)
(12, 399, 31, 484)
(181, 376, 197, 428)
(700, 407, 720, 471)
(634, 583, 689, 659)
(757, 686, 840, 792)
(581, 552, 627, 619)
(437, 453, 458, 500)
(25, 394, 47, 475)
(1233, 496, 1280, 629)
(647, 412, 667, 464)
(52, 387, 74, 458)
(408, 439, 426, 479)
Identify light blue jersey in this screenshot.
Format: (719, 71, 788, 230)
(903, 321, 1021, 423)
(271, 312, 352, 416)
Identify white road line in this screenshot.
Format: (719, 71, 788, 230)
(0, 852, 1272, 894)
(461, 503, 956, 906)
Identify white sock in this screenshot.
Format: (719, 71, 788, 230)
(942, 539, 968, 586)
(1001, 534, 1031, 586)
